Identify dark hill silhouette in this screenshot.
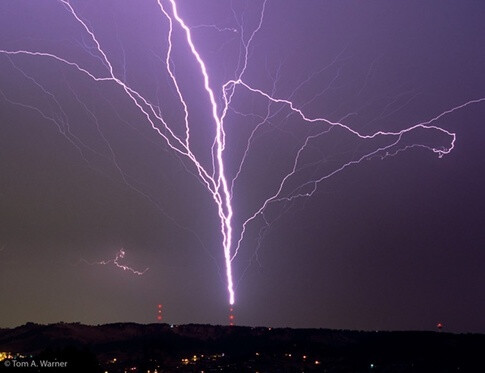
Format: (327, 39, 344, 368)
(0, 322, 483, 372)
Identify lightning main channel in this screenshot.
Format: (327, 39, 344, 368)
(160, 0, 236, 305)
(1, 0, 484, 310)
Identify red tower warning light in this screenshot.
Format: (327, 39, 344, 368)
(437, 322, 443, 332)
(229, 307, 234, 326)
(157, 304, 163, 322)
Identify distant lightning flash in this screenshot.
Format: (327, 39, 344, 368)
(83, 249, 149, 276)
(0, 0, 484, 311)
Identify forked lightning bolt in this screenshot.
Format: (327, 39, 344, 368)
(0, 0, 484, 308)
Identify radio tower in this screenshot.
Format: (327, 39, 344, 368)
(157, 304, 163, 322)
(229, 307, 235, 326)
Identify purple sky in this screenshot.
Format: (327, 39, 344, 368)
(0, 0, 484, 333)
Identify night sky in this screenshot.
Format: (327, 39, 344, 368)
(0, 1, 484, 333)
